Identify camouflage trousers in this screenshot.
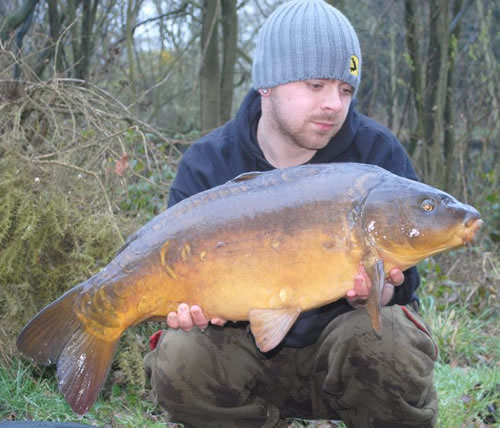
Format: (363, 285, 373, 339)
(144, 305, 438, 428)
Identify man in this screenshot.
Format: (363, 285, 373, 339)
(145, 1, 438, 427)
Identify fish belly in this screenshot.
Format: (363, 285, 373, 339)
(165, 224, 362, 321)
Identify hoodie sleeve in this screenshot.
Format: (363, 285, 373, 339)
(167, 147, 210, 208)
(167, 129, 232, 208)
(365, 131, 419, 181)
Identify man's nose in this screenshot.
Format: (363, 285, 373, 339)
(321, 87, 343, 112)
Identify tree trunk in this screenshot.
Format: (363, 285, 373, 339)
(0, 0, 39, 43)
(47, 0, 63, 73)
(33, 0, 65, 78)
(404, 0, 425, 158)
(443, 0, 465, 190)
(387, 19, 397, 130)
(423, 0, 450, 186)
(75, 0, 98, 80)
(404, 0, 455, 186)
(200, 0, 221, 131)
(0, 0, 39, 80)
(476, 0, 498, 125)
(68, 0, 81, 77)
(126, 0, 138, 108)
(220, 0, 237, 124)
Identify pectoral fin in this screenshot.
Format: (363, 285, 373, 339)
(249, 307, 301, 352)
(363, 259, 385, 335)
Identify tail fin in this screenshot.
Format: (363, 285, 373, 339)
(16, 286, 119, 414)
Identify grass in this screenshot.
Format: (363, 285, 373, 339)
(1, 303, 498, 427)
(434, 363, 499, 427)
(421, 302, 499, 427)
(0, 359, 178, 427)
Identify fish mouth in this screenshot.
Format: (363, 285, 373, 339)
(462, 218, 483, 244)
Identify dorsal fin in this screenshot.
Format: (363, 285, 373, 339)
(230, 171, 264, 183)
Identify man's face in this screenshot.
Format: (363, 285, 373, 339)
(265, 79, 353, 151)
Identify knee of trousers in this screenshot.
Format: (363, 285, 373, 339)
(145, 326, 264, 408)
(314, 305, 438, 422)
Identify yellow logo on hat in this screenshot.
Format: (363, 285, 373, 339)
(350, 55, 359, 76)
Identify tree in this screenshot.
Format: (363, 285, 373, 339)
(404, 0, 473, 187)
(72, 0, 100, 80)
(199, 0, 238, 131)
(1, 0, 103, 81)
(0, 0, 39, 44)
(126, 0, 142, 110)
(0, 0, 40, 79)
(1, 0, 497, 166)
(443, 0, 465, 189)
(220, 0, 238, 124)
(200, 0, 221, 131)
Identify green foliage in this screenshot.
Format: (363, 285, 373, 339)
(480, 169, 500, 242)
(434, 363, 499, 427)
(0, 359, 179, 427)
(420, 298, 499, 367)
(0, 79, 178, 371)
(0, 155, 124, 359)
(115, 328, 148, 393)
(120, 163, 175, 221)
(118, 128, 178, 221)
(418, 243, 498, 316)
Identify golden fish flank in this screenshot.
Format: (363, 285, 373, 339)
(17, 162, 483, 415)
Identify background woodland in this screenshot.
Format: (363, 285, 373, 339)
(0, 1, 498, 426)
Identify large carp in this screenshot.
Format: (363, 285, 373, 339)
(17, 162, 482, 414)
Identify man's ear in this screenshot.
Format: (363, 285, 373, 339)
(258, 88, 271, 97)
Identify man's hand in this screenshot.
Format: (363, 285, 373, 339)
(346, 266, 404, 308)
(166, 304, 227, 331)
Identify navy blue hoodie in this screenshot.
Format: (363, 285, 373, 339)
(168, 89, 420, 348)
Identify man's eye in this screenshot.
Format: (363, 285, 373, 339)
(308, 82, 323, 90)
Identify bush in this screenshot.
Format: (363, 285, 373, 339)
(0, 80, 179, 384)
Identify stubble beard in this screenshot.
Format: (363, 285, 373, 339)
(271, 106, 337, 151)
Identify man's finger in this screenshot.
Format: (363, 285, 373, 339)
(177, 303, 193, 331)
(346, 289, 357, 298)
(388, 268, 404, 286)
(210, 317, 227, 326)
(381, 283, 395, 305)
(190, 305, 209, 329)
(354, 271, 370, 298)
(166, 311, 179, 329)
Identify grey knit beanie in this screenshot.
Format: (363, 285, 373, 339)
(252, 0, 362, 94)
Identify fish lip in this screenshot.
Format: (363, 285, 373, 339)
(462, 218, 483, 244)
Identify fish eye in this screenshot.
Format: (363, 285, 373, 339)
(421, 199, 435, 212)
